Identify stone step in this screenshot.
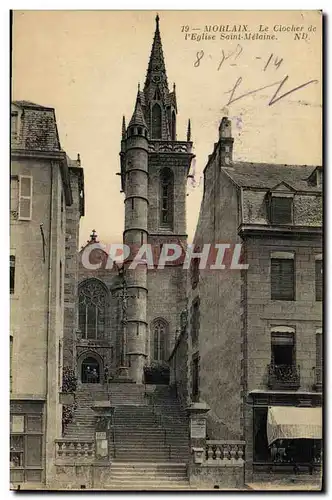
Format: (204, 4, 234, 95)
(113, 454, 189, 461)
(115, 431, 187, 438)
(114, 449, 188, 456)
(104, 481, 189, 489)
(107, 474, 188, 481)
(111, 463, 187, 470)
(109, 474, 188, 481)
(113, 455, 186, 461)
(115, 440, 188, 447)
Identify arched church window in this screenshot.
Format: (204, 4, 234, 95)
(152, 103, 162, 139)
(78, 279, 108, 340)
(160, 167, 174, 227)
(152, 319, 168, 361)
(171, 111, 176, 141)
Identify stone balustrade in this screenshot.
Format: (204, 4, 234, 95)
(204, 440, 245, 466)
(55, 439, 95, 463)
(148, 141, 192, 154)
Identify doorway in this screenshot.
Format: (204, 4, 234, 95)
(81, 356, 101, 383)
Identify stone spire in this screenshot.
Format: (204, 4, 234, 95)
(128, 86, 147, 128)
(144, 14, 168, 94)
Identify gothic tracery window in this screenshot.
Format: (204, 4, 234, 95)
(160, 168, 174, 227)
(153, 319, 168, 361)
(78, 279, 108, 340)
(171, 111, 176, 141)
(152, 103, 162, 139)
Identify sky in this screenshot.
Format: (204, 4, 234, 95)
(11, 10, 322, 246)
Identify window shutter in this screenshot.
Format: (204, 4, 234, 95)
(18, 176, 33, 220)
(271, 332, 294, 345)
(271, 258, 295, 300)
(10, 255, 15, 294)
(315, 260, 323, 301)
(10, 178, 19, 213)
(270, 197, 292, 224)
(316, 332, 322, 385)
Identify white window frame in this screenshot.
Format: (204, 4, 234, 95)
(18, 175, 33, 221)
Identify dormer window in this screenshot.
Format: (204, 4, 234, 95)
(270, 196, 293, 224)
(267, 184, 294, 225)
(308, 167, 323, 188)
(11, 111, 18, 138)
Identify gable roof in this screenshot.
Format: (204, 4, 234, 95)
(269, 181, 296, 192)
(222, 162, 322, 192)
(13, 100, 54, 111)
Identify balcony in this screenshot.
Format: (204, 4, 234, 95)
(313, 367, 323, 392)
(267, 363, 300, 390)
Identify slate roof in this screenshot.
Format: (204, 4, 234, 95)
(12, 100, 60, 151)
(128, 93, 147, 128)
(13, 100, 53, 110)
(222, 162, 322, 192)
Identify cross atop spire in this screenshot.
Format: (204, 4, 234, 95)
(88, 229, 98, 243)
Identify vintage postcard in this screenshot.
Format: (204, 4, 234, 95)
(10, 10, 322, 491)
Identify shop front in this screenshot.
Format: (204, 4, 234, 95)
(247, 391, 322, 479)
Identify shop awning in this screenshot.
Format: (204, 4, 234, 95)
(267, 406, 322, 446)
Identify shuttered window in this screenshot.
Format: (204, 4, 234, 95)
(11, 112, 18, 138)
(191, 299, 200, 345)
(192, 354, 199, 400)
(18, 176, 33, 220)
(10, 177, 19, 213)
(315, 260, 323, 301)
(270, 197, 293, 224)
(271, 332, 295, 365)
(271, 258, 295, 301)
(10, 255, 15, 294)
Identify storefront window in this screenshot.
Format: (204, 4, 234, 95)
(10, 412, 43, 483)
(254, 407, 322, 467)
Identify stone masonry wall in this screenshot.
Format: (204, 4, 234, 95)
(63, 169, 81, 370)
(187, 148, 243, 440)
(245, 235, 323, 393)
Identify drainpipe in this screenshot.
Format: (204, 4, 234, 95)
(45, 162, 54, 484)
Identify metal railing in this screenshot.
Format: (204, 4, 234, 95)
(145, 391, 189, 460)
(268, 363, 300, 390)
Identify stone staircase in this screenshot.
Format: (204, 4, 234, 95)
(109, 382, 146, 406)
(62, 382, 190, 489)
(105, 463, 190, 490)
(109, 384, 190, 489)
(113, 404, 189, 463)
(63, 383, 108, 440)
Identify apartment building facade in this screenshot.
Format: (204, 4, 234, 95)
(10, 100, 84, 487)
(171, 116, 323, 483)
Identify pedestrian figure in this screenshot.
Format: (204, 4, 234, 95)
(86, 365, 91, 383)
(104, 365, 109, 384)
(92, 368, 98, 383)
(270, 442, 278, 462)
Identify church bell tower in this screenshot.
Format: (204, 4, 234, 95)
(120, 15, 194, 383)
